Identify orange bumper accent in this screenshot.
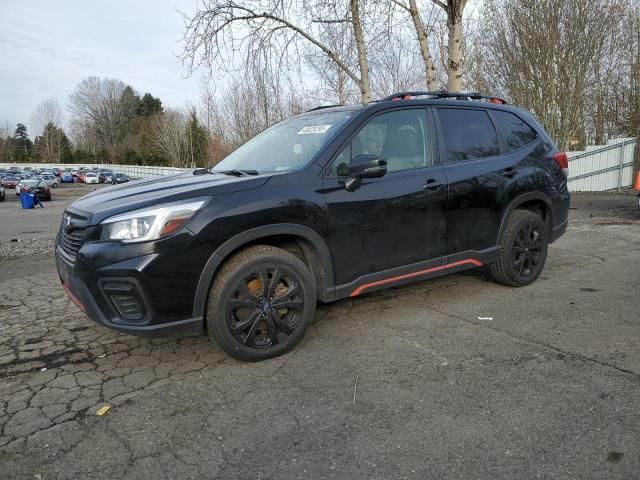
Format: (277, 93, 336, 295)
(62, 283, 86, 312)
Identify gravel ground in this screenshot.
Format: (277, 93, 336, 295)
(0, 237, 55, 260)
(0, 190, 639, 479)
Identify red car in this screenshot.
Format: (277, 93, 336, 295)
(53, 168, 62, 177)
(1, 176, 20, 189)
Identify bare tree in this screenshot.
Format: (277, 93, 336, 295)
(31, 99, 64, 163)
(390, 0, 440, 90)
(306, 21, 359, 104)
(479, 0, 623, 150)
(199, 77, 217, 135)
(148, 109, 188, 167)
(369, 32, 427, 97)
(68, 77, 138, 161)
(0, 121, 15, 162)
(182, 0, 373, 103)
(620, 1, 640, 176)
(430, 0, 468, 92)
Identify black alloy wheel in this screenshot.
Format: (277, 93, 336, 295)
(226, 266, 304, 348)
(206, 245, 316, 361)
(511, 222, 544, 279)
(489, 209, 548, 287)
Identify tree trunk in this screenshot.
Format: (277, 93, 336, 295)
(446, 6, 464, 92)
(350, 0, 371, 104)
(408, 0, 437, 91)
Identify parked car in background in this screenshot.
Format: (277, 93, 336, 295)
(16, 179, 51, 201)
(40, 174, 59, 188)
(53, 168, 62, 177)
(61, 171, 74, 183)
(77, 172, 86, 183)
(1, 176, 20, 189)
(112, 173, 129, 184)
(84, 172, 100, 184)
(99, 171, 114, 183)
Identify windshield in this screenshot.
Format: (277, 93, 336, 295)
(212, 109, 356, 173)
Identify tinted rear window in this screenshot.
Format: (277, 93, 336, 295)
(492, 110, 538, 151)
(437, 109, 500, 162)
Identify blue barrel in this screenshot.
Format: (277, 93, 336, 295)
(19, 192, 35, 209)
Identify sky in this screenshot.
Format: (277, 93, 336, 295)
(0, 0, 204, 136)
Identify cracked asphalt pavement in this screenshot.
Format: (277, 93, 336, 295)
(1, 188, 639, 479)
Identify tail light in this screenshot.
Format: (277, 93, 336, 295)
(553, 152, 569, 177)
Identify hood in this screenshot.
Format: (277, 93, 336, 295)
(67, 171, 271, 225)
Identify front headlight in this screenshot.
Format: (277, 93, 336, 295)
(100, 199, 207, 243)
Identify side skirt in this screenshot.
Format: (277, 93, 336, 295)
(329, 247, 500, 300)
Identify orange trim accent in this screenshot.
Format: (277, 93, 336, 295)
(62, 283, 86, 312)
(634, 171, 640, 191)
(349, 259, 483, 297)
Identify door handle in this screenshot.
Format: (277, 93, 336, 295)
(422, 178, 444, 189)
(502, 168, 518, 178)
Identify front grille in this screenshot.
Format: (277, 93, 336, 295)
(59, 227, 86, 259)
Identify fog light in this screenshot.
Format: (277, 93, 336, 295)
(110, 295, 144, 321)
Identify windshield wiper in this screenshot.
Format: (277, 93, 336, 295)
(214, 169, 259, 177)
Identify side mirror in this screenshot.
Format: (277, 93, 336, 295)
(345, 154, 387, 191)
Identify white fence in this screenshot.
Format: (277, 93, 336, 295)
(566, 138, 637, 192)
(2, 138, 638, 191)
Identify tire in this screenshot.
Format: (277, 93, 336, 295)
(489, 209, 548, 287)
(206, 245, 317, 362)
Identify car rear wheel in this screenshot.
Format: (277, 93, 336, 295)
(206, 245, 316, 362)
(489, 209, 548, 287)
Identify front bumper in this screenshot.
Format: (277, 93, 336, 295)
(55, 231, 208, 337)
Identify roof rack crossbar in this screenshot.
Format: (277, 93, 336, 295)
(381, 91, 508, 105)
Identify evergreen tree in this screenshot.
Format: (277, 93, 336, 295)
(185, 110, 208, 167)
(14, 123, 33, 162)
(137, 93, 163, 117)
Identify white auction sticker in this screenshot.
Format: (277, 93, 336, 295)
(297, 125, 332, 135)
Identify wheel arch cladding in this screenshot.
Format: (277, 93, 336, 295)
(193, 224, 335, 319)
(497, 192, 555, 244)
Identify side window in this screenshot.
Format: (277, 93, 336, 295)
(437, 108, 500, 163)
(328, 109, 432, 176)
(491, 110, 538, 151)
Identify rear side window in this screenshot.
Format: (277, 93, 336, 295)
(492, 110, 538, 151)
(437, 109, 500, 162)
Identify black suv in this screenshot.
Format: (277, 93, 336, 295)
(56, 91, 570, 361)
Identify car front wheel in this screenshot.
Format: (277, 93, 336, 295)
(206, 245, 317, 362)
(489, 209, 548, 287)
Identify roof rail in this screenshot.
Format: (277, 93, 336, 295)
(381, 91, 509, 105)
(306, 104, 344, 112)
